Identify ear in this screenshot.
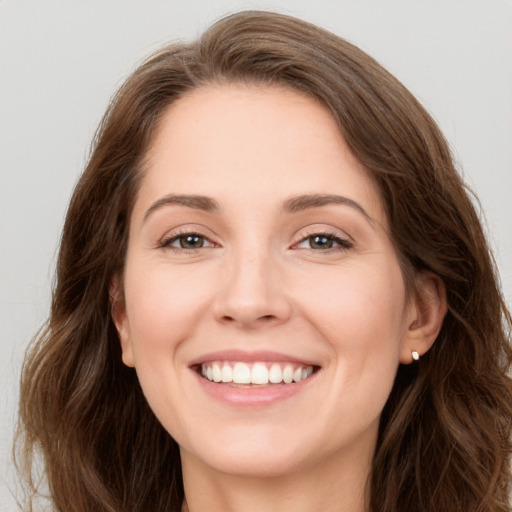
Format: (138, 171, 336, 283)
(400, 272, 447, 364)
(109, 275, 135, 368)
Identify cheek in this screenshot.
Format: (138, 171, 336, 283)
(123, 261, 214, 361)
(297, 259, 407, 396)
(302, 259, 406, 338)
(121, 262, 217, 433)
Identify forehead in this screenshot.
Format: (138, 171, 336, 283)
(135, 83, 385, 222)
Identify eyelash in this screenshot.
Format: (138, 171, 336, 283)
(159, 230, 353, 253)
(159, 231, 216, 252)
(294, 231, 353, 251)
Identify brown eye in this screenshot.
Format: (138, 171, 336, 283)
(295, 233, 353, 251)
(178, 234, 205, 249)
(309, 235, 335, 249)
(161, 233, 214, 250)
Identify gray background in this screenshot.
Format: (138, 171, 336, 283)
(1, 0, 511, 509)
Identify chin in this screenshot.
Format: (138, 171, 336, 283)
(180, 425, 315, 478)
(195, 449, 306, 478)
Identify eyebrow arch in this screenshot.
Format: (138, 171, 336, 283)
(143, 192, 374, 226)
(282, 194, 375, 226)
(144, 194, 219, 222)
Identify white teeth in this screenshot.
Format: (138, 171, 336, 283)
(283, 365, 294, 383)
(212, 363, 222, 383)
(232, 362, 251, 384)
(221, 364, 233, 383)
(251, 363, 269, 384)
(269, 363, 283, 383)
(200, 361, 315, 385)
(302, 367, 313, 379)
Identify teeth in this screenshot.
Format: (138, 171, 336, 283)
(283, 365, 294, 384)
(200, 361, 314, 385)
(269, 363, 283, 383)
(233, 362, 251, 384)
(251, 363, 269, 384)
(212, 363, 222, 382)
(221, 364, 233, 383)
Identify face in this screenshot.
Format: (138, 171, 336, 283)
(113, 84, 423, 479)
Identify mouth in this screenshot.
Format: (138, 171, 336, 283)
(189, 350, 321, 406)
(194, 361, 319, 387)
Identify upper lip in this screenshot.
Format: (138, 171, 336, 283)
(188, 349, 320, 367)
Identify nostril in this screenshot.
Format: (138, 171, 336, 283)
(220, 313, 276, 326)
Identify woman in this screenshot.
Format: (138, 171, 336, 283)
(16, 10, 512, 512)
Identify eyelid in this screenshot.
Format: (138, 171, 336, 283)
(292, 227, 354, 251)
(162, 233, 215, 249)
(156, 225, 354, 252)
(157, 226, 219, 251)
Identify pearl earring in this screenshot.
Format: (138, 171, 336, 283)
(411, 350, 420, 361)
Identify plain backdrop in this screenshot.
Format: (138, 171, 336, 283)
(1, 0, 511, 509)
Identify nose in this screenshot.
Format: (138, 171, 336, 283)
(213, 249, 292, 329)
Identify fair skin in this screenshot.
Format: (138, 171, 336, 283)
(113, 84, 445, 512)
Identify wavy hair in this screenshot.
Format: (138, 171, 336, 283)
(16, 10, 512, 512)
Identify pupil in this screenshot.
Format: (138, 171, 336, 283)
(311, 235, 332, 249)
(181, 235, 203, 248)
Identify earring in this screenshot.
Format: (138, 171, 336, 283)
(411, 350, 420, 361)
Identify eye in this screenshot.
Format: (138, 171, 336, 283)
(295, 233, 352, 251)
(160, 232, 215, 250)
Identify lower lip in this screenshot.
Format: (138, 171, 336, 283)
(193, 370, 317, 407)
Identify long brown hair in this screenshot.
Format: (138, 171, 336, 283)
(16, 10, 512, 512)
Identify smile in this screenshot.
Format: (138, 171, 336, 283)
(200, 361, 315, 385)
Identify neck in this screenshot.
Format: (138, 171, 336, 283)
(180, 444, 373, 512)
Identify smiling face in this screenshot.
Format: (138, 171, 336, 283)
(113, 84, 427, 479)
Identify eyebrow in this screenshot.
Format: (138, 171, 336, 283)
(143, 192, 374, 226)
(143, 194, 219, 222)
(282, 194, 375, 225)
